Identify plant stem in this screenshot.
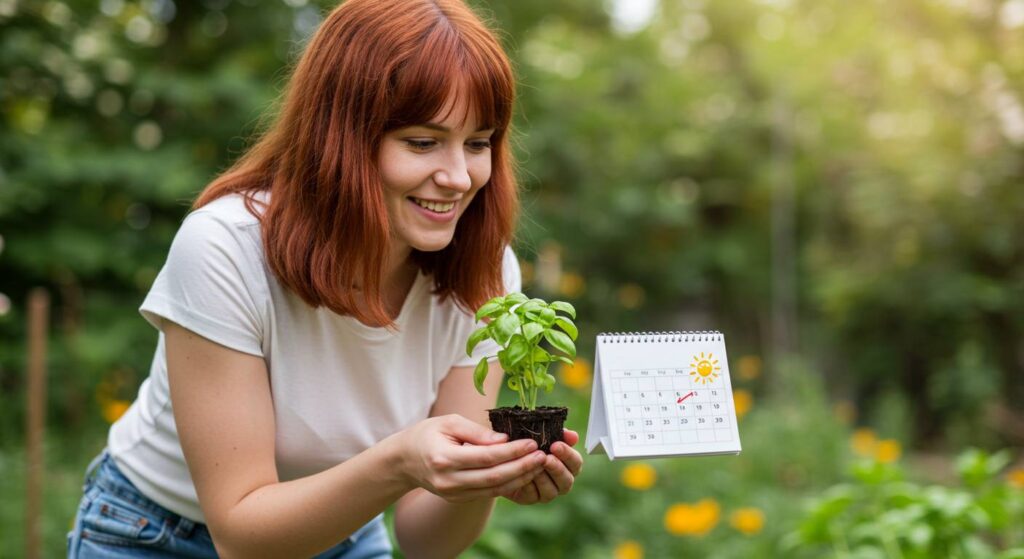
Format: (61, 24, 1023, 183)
(528, 353, 537, 410)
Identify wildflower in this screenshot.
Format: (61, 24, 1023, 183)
(851, 428, 877, 457)
(875, 439, 901, 463)
(730, 507, 765, 535)
(1007, 468, 1024, 488)
(737, 355, 761, 380)
(621, 463, 657, 491)
(102, 399, 131, 423)
(559, 358, 592, 391)
(733, 390, 752, 418)
(614, 540, 644, 559)
(664, 499, 720, 536)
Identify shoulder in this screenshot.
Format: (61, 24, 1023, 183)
(500, 245, 521, 294)
(184, 192, 265, 234)
(172, 193, 265, 258)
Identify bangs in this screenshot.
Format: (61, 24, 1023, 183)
(384, 20, 513, 133)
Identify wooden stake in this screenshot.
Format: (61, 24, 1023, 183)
(25, 288, 49, 559)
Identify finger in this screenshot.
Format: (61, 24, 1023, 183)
(446, 414, 509, 446)
(465, 465, 543, 502)
(506, 477, 541, 505)
(533, 468, 560, 503)
(561, 429, 580, 447)
(458, 450, 547, 490)
(452, 438, 538, 468)
(550, 441, 584, 477)
(543, 454, 575, 495)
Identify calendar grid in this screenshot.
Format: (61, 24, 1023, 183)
(610, 368, 734, 446)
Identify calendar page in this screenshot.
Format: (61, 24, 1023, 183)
(585, 331, 742, 460)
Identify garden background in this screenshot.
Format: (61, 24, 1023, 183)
(2, 0, 1024, 557)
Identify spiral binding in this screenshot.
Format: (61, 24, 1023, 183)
(597, 330, 723, 343)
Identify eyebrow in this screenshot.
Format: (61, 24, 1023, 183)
(417, 123, 494, 133)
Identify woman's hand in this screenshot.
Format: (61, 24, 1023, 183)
(500, 429, 583, 505)
(397, 414, 548, 503)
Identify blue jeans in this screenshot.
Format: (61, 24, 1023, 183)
(68, 450, 393, 558)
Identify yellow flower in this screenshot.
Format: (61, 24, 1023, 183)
(737, 355, 761, 380)
(851, 428, 877, 457)
(1007, 468, 1024, 488)
(559, 358, 592, 391)
(617, 283, 645, 309)
(733, 390, 752, 418)
(559, 272, 586, 298)
(664, 499, 720, 536)
(875, 439, 901, 463)
(102, 399, 131, 424)
(621, 463, 657, 491)
(614, 540, 644, 559)
(832, 400, 856, 425)
(730, 507, 765, 535)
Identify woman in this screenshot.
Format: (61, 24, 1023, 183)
(67, 0, 584, 557)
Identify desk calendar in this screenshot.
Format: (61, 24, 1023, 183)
(585, 331, 742, 460)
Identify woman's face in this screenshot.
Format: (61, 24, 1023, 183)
(378, 92, 495, 256)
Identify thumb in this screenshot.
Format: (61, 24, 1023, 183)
(447, 414, 507, 445)
(562, 428, 580, 446)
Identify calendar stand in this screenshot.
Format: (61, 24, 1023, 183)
(586, 331, 742, 460)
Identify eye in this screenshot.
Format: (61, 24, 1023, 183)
(405, 139, 436, 151)
(468, 140, 492, 152)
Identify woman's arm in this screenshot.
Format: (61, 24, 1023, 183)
(167, 322, 542, 558)
(393, 359, 507, 558)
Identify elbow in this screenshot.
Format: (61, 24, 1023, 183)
(204, 513, 277, 559)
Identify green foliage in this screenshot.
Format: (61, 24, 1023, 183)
(2, 0, 1024, 554)
(786, 449, 1024, 558)
(467, 293, 577, 410)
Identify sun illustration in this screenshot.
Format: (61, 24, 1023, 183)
(690, 352, 721, 385)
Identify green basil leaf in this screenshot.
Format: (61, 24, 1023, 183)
(473, 357, 490, 396)
(497, 348, 513, 371)
(505, 334, 529, 367)
(556, 355, 574, 365)
(538, 307, 556, 326)
(507, 377, 520, 391)
(518, 301, 543, 316)
(544, 329, 576, 358)
(554, 316, 578, 340)
(474, 301, 504, 321)
(466, 326, 491, 356)
(549, 301, 576, 319)
(505, 292, 528, 305)
(532, 346, 552, 363)
(522, 322, 544, 343)
(493, 313, 521, 346)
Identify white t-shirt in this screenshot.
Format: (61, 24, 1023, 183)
(108, 192, 520, 523)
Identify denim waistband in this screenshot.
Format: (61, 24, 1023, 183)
(86, 449, 202, 539)
(84, 449, 384, 544)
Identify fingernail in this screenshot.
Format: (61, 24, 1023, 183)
(492, 432, 507, 442)
(524, 440, 538, 451)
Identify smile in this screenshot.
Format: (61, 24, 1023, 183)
(409, 197, 456, 214)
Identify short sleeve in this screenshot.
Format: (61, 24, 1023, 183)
(139, 210, 266, 357)
(452, 246, 522, 367)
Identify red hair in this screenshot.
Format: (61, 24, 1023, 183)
(193, 0, 519, 328)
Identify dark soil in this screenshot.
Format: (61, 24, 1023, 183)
(488, 406, 568, 453)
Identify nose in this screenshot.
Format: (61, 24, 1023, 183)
(432, 149, 473, 193)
